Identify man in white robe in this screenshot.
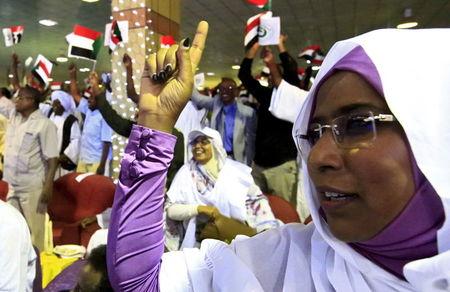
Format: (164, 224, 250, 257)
(48, 90, 81, 179)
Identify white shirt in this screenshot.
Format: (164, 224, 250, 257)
(0, 96, 14, 118)
(0, 200, 36, 291)
(49, 112, 81, 164)
(4, 109, 58, 188)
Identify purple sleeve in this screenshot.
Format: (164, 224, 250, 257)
(107, 125, 176, 292)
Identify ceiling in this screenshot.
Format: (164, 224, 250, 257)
(0, 0, 449, 87)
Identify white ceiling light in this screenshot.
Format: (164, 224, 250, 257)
(79, 68, 90, 72)
(206, 72, 215, 76)
(397, 22, 418, 29)
(312, 65, 321, 71)
(82, 0, 99, 2)
(8, 74, 13, 78)
(64, 80, 71, 84)
(397, 8, 418, 29)
(39, 19, 58, 27)
(56, 57, 68, 63)
(231, 65, 240, 70)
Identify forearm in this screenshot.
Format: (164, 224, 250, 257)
(97, 93, 133, 137)
(11, 63, 20, 92)
(107, 125, 176, 291)
(126, 67, 139, 103)
(279, 52, 301, 87)
(238, 58, 267, 101)
(44, 158, 58, 187)
(166, 204, 199, 221)
(267, 61, 282, 87)
(99, 142, 111, 167)
(70, 77, 82, 104)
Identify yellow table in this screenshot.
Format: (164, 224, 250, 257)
(40, 252, 80, 288)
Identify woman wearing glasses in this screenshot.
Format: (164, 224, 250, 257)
(165, 127, 279, 251)
(107, 22, 450, 291)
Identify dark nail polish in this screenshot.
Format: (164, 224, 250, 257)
(182, 38, 191, 48)
(158, 71, 166, 80)
(165, 64, 172, 74)
(151, 73, 158, 81)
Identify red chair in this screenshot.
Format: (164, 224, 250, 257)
(0, 180, 9, 201)
(265, 194, 301, 224)
(48, 173, 115, 247)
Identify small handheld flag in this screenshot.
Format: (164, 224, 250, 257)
(66, 25, 102, 61)
(104, 20, 128, 53)
(246, 0, 268, 6)
(3, 26, 24, 47)
(298, 45, 325, 65)
(32, 54, 53, 87)
(244, 11, 271, 50)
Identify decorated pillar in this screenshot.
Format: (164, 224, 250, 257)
(109, 0, 180, 179)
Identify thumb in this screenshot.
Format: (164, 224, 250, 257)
(176, 38, 193, 85)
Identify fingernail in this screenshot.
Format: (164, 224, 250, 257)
(158, 71, 166, 80)
(182, 38, 190, 49)
(151, 73, 158, 81)
(165, 64, 172, 74)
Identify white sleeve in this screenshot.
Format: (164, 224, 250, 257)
(0, 203, 36, 292)
(63, 120, 81, 164)
(166, 203, 199, 221)
(269, 80, 309, 123)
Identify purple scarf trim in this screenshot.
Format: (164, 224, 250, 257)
(315, 46, 445, 279)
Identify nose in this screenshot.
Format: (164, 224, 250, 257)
(307, 130, 343, 174)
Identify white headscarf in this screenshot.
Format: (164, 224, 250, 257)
(51, 90, 76, 113)
(293, 29, 450, 291)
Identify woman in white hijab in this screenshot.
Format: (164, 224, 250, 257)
(107, 24, 450, 291)
(165, 127, 279, 250)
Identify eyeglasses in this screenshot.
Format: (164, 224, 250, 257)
(296, 111, 396, 152)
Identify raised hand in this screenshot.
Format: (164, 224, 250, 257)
(123, 53, 133, 70)
(137, 21, 209, 133)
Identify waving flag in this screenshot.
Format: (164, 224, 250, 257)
(246, 0, 268, 6)
(244, 11, 271, 50)
(32, 55, 53, 87)
(66, 25, 102, 61)
(3, 25, 24, 47)
(298, 45, 325, 65)
(104, 20, 128, 52)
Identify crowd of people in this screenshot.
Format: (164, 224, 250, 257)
(0, 17, 448, 292)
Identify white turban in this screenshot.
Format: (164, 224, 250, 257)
(51, 90, 76, 113)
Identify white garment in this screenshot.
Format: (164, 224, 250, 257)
(87, 229, 108, 256)
(49, 112, 81, 178)
(175, 101, 207, 162)
(167, 159, 253, 249)
(159, 29, 450, 291)
(0, 96, 14, 118)
(269, 79, 308, 123)
(0, 200, 36, 292)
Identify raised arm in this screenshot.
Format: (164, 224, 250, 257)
(68, 63, 82, 105)
(277, 34, 301, 87)
(191, 88, 215, 110)
(123, 53, 140, 104)
(107, 21, 209, 292)
(96, 92, 134, 137)
(238, 43, 271, 104)
(10, 54, 21, 93)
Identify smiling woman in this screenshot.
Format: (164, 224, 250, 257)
(107, 26, 450, 292)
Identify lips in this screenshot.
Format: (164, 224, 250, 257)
(316, 188, 358, 211)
